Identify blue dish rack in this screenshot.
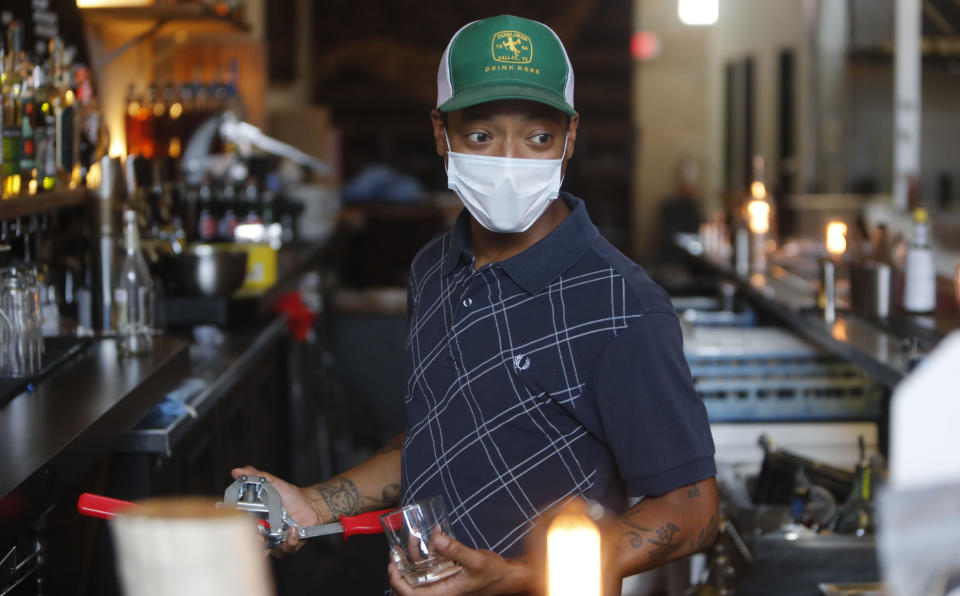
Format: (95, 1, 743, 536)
(682, 327, 883, 422)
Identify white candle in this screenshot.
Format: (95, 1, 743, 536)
(547, 505, 602, 596)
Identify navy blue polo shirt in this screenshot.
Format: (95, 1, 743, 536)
(400, 192, 716, 558)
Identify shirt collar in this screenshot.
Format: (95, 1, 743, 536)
(441, 193, 600, 295)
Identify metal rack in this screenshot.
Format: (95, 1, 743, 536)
(684, 327, 883, 422)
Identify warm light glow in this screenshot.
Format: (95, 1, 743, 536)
(169, 102, 183, 119)
(750, 273, 766, 288)
(678, 0, 719, 25)
(109, 137, 127, 158)
(750, 181, 766, 199)
(831, 320, 848, 342)
(547, 508, 601, 596)
(127, 101, 139, 117)
(64, 90, 75, 106)
(76, 0, 153, 7)
(153, 103, 165, 117)
(85, 162, 102, 190)
(746, 199, 771, 234)
(826, 221, 847, 257)
(168, 137, 182, 158)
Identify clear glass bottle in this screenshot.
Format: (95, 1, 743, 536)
(2, 24, 24, 198)
(903, 207, 936, 314)
(115, 210, 154, 356)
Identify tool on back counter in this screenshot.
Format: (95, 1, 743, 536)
(752, 434, 855, 508)
(77, 475, 395, 548)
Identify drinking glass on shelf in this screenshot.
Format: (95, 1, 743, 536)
(1, 265, 45, 378)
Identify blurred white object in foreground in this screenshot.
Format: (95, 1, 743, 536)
(879, 331, 960, 596)
(110, 498, 274, 596)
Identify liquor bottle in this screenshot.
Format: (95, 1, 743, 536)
(19, 60, 37, 194)
(217, 182, 238, 240)
(902, 207, 937, 314)
(242, 177, 260, 223)
(197, 182, 216, 242)
(115, 210, 154, 357)
(124, 83, 141, 157)
(35, 64, 57, 191)
(51, 38, 76, 187)
(156, 83, 173, 159)
(139, 83, 158, 159)
(0, 48, 4, 193)
(2, 24, 24, 198)
(164, 83, 185, 160)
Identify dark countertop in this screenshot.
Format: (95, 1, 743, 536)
(676, 234, 957, 389)
(0, 337, 190, 543)
(112, 316, 289, 455)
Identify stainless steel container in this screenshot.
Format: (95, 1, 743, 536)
(91, 155, 125, 332)
(849, 261, 892, 319)
(163, 245, 248, 297)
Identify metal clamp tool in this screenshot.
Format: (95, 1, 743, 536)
(79, 476, 393, 549)
(220, 475, 392, 548)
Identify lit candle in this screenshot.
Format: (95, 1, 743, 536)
(547, 503, 602, 596)
(746, 197, 771, 235)
(822, 220, 847, 324)
(826, 221, 848, 259)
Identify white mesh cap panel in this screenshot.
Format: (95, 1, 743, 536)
(436, 21, 475, 108)
(541, 19, 575, 111)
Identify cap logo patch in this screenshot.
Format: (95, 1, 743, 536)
(492, 30, 533, 64)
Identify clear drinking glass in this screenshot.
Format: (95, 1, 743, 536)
(380, 496, 462, 587)
(1, 265, 44, 378)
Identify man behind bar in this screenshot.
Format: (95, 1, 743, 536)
(235, 14, 718, 595)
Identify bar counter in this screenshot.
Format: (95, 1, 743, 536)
(0, 337, 191, 544)
(675, 233, 958, 389)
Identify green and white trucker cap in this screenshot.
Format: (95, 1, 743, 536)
(437, 15, 575, 116)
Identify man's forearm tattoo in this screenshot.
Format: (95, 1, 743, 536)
(647, 522, 684, 562)
(686, 483, 702, 499)
(621, 516, 654, 549)
(317, 478, 362, 516)
(621, 511, 685, 563)
(317, 478, 402, 515)
(688, 514, 720, 555)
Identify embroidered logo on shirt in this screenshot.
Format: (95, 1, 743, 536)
(513, 354, 531, 371)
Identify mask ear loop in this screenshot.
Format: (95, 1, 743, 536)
(558, 131, 569, 187)
(442, 128, 452, 174)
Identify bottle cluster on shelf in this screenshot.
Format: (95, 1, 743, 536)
(125, 155, 294, 247)
(125, 63, 242, 163)
(1, 21, 104, 199)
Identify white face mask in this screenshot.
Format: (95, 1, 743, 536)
(445, 131, 566, 234)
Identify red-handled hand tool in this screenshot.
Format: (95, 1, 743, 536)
(77, 493, 141, 519)
(78, 480, 399, 549)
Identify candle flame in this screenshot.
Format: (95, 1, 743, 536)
(547, 507, 601, 596)
(746, 199, 771, 234)
(750, 181, 766, 199)
(831, 320, 848, 342)
(826, 221, 847, 257)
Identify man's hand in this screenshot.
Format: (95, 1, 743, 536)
(387, 534, 533, 596)
(230, 466, 324, 554)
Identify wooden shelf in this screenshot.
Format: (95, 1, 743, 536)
(79, 4, 248, 31)
(0, 189, 88, 221)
